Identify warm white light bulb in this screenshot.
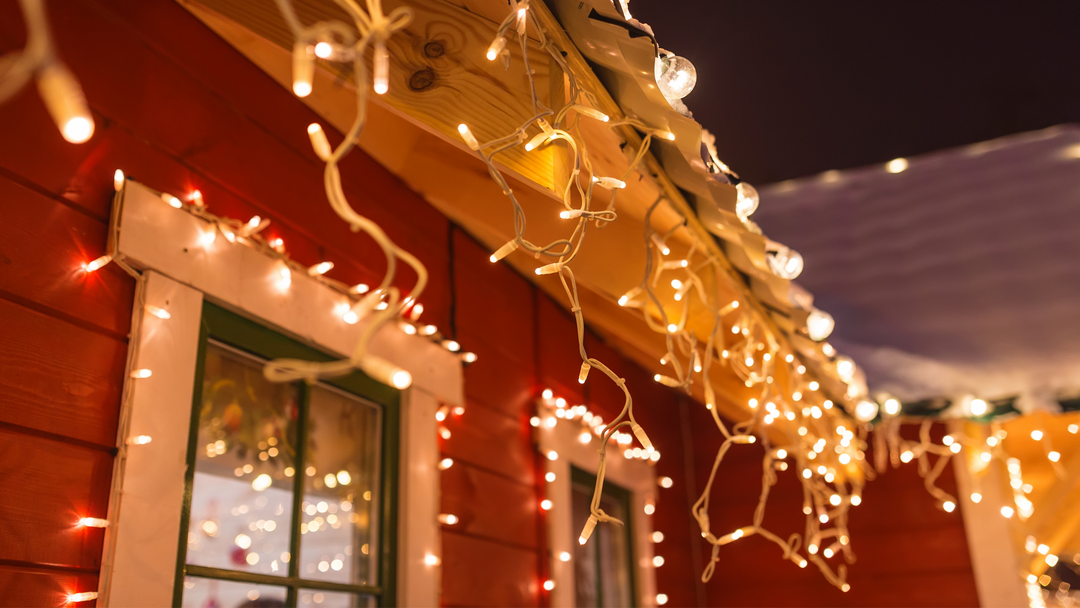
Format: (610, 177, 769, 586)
(970, 398, 988, 416)
(314, 42, 333, 58)
(37, 63, 94, 143)
(373, 43, 389, 94)
(292, 43, 314, 97)
(655, 54, 697, 100)
(78, 517, 109, 528)
(806, 309, 835, 341)
(854, 400, 878, 422)
(767, 245, 804, 280)
(886, 158, 909, 173)
(307, 123, 333, 161)
(82, 255, 112, 273)
(735, 182, 759, 218)
(66, 592, 98, 603)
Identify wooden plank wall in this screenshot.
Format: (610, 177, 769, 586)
(0, 1, 978, 607)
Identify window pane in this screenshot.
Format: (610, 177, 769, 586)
(186, 342, 298, 576)
(300, 384, 381, 586)
(572, 471, 634, 608)
(298, 589, 375, 607)
(181, 576, 287, 608)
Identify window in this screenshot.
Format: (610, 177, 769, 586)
(174, 303, 400, 607)
(571, 467, 636, 607)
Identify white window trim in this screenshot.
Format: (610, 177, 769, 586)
(535, 408, 659, 607)
(99, 180, 459, 607)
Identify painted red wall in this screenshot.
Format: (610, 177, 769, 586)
(0, 1, 979, 607)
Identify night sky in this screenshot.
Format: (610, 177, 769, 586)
(628, 1, 1080, 185)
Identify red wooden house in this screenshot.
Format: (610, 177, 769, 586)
(0, 1, 989, 607)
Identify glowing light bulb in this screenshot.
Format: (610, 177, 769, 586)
(966, 398, 987, 416)
(307, 123, 333, 161)
(1049, 451, 1061, 462)
(735, 182, 759, 218)
(1031, 430, 1043, 441)
(855, 400, 878, 422)
(78, 517, 108, 528)
(835, 356, 855, 383)
(1001, 506, 1015, 518)
(490, 240, 518, 263)
(314, 42, 332, 58)
(130, 369, 152, 379)
(547, 451, 558, 461)
(559, 551, 571, 562)
(358, 356, 412, 389)
(806, 309, 835, 341)
(943, 501, 956, 513)
(486, 36, 507, 61)
(439, 458, 453, 470)
(292, 43, 314, 97)
(667, 323, 678, 333)
(424, 553, 439, 566)
(659, 476, 673, 488)
(970, 492, 982, 503)
(655, 54, 697, 99)
(886, 158, 909, 173)
(66, 592, 98, 603)
(767, 245, 804, 280)
(653, 555, 665, 567)
(373, 43, 389, 94)
(540, 499, 552, 510)
(82, 255, 112, 273)
(437, 513, 459, 525)
(883, 398, 900, 416)
(37, 63, 94, 143)
(309, 261, 333, 275)
(543, 580, 555, 591)
(127, 435, 152, 445)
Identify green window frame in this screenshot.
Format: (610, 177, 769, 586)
(570, 466, 637, 608)
(173, 302, 400, 606)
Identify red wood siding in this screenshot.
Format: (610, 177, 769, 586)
(0, 1, 979, 607)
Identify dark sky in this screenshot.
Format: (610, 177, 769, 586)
(628, 1, 1080, 185)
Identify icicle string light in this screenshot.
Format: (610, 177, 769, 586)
(459, 0, 873, 594)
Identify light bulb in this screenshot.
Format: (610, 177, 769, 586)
(292, 43, 314, 97)
(735, 182, 759, 218)
(655, 54, 697, 100)
(78, 517, 109, 528)
(835, 356, 855, 383)
(806, 309, 835, 341)
(359, 356, 412, 389)
(489, 240, 518, 263)
(886, 158, 909, 173)
(82, 255, 112, 273)
(486, 36, 507, 61)
(309, 261, 334, 275)
(37, 63, 94, 143)
(854, 400, 878, 422)
(767, 245, 804, 280)
(130, 369, 152, 379)
(373, 43, 389, 94)
(970, 398, 987, 416)
(307, 123, 332, 161)
(883, 398, 901, 416)
(66, 592, 98, 603)
(314, 42, 333, 59)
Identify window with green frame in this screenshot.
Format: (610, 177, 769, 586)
(174, 302, 400, 608)
(570, 467, 636, 607)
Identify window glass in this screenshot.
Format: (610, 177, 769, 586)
(571, 469, 634, 607)
(298, 589, 375, 607)
(178, 304, 398, 607)
(181, 576, 288, 608)
(299, 384, 381, 586)
(187, 343, 298, 576)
